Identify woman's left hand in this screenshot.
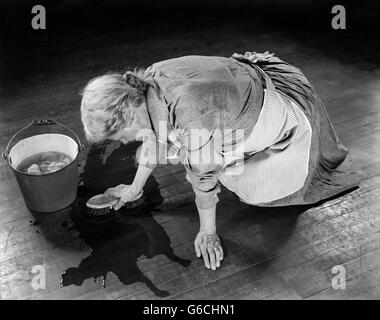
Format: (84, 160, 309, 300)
(194, 231, 224, 270)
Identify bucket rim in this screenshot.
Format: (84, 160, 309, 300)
(8, 133, 80, 176)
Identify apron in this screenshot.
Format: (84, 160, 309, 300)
(218, 64, 313, 204)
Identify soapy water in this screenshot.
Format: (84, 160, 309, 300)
(17, 151, 72, 175)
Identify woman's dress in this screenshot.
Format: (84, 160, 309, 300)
(143, 53, 358, 208)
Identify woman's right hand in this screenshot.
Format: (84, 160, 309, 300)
(105, 184, 142, 210)
(194, 230, 224, 270)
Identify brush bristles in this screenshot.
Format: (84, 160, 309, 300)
(86, 196, 146, 217)
(87, 207, 112, 216)
(124, 196, 145, 209)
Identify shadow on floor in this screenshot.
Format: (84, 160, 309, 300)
(220, 204, 303, 263)
(219, 184, 359, 265)
(59, 141, 190, 298)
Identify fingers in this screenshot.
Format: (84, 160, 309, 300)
(207, 245, 217, 270)
(113, 199, 125, 211)
(105, 188, 119, 197)
(214, 240, 224, 261)
(104, 188, 113, 196)
(105, 185, 125, 197)
(219, 245, 224, 260)
(213, 247, 222, 268)
(200, 246, 210, 269)
(194, 241, 201, 258)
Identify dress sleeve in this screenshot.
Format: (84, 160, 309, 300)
(181, 129, 224, 210)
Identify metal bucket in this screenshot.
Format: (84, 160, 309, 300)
(3, 120, 84, 213)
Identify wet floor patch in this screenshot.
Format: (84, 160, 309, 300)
(60, 142, 191, 298)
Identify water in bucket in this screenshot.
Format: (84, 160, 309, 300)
(17, 151, 72, 175)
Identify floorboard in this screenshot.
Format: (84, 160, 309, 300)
(1, 10, 379, 300)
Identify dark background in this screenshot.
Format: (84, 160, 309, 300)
(1, 1, 378, 39)
(0, 0, 379, 96)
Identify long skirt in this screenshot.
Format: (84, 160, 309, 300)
(219, 54, 359, 206)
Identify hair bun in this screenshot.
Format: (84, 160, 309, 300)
(123, 72, 149, 92)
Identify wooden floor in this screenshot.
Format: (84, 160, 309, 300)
(1, 10, 380, 300)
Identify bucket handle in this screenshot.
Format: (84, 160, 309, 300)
(2, 120, 84, 161)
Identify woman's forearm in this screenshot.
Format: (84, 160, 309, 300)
(197, 203, 217, 233)
(132, 164, 155, 191)
(132, 137, 159, 191)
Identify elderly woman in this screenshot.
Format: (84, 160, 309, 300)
(80, 52, 355, 271)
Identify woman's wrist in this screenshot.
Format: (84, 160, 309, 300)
(129, 182, 142, 196)
(198, 206, 217, 234)
(199, 226, 217, 234)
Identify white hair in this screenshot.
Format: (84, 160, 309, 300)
(80, 69, 147, 143)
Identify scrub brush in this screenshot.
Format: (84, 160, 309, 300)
(85, 191, 144, 216)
